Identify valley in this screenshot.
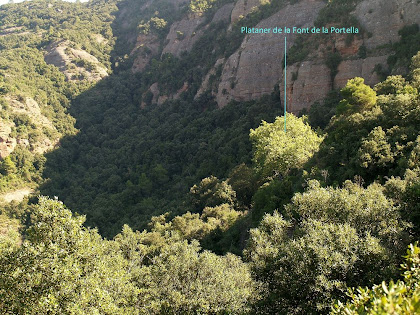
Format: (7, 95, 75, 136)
(0, 0, 419, 313)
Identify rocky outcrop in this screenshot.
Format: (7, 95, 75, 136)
(142, 81, 191, 106)
(281, 62, 331, 114)
(230, 0, 264, 24)
(140, 82, 160, 108)
(162, 16, 206, 57)
(1, 97, 59, 156)
(1, 188, 34, 203)
(8, 97, 55, 130)
(0, 118, 16, 159)
(278, 55, 388, 114)
(212, 3, 234, 24)
(173, 82, 189, 99)
(150, 83, 160, 104)
(132, 0, 419, 112)
(216, 0, 326, 107)
(130, 0, 198, 73)
(333, 36, 364, 57)
(131, 34, 160, 73)
(137, 4, 234, 97)
(166, 0, 190, 6)
(161, 3, 233, 58)
(214, 0, 416, 110)
(195, 58, 225, 99)
(0, 26, 24, 35)
(334, 56, 388, 89)
(93, 33, 108, 45)
(354, 0, 420, 49)
(158, 82, 190, 104)
(0, 26, 30, 37)
(44, 40, 108, 81)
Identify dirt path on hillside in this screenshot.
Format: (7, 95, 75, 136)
(1, 188, 34, 203)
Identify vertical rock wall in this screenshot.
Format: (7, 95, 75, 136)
(282, 62, 332, 114)
(133, 0, 420, 111)
(216, 0, 325, 107)
(354, 0, 420, 49)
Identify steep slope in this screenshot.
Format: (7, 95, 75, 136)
(0, 0, 419, 237)
(128, 0, 420, 112)
(0, 0, 117, 192)
(0, 2, 418, 313)
(44, 40, 109, 81)
(216, 0, 325, 107)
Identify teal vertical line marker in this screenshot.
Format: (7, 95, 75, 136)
(284, 36, 287, 133)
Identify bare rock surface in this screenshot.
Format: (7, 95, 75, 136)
(44, 40, 108, 81)
(93, 33, 107, 44)
(212, 3, 234, 23)
(334, 36, 364, 57)
(354, 0, 420, 49)
(334, 56, 388, 89)
(157, 82, 189, 105)
(281, 61, 331, 114)
(0, 26, 30, 37)
(216, 0, 325, 107)
(7, 97, 55, 129)
(150, 82, 160, 104)
(231, 0, 264, 24)
(162, 16, 206, 57)
(0, 118, 16, 159)
(133, 0, 419, 111)
(0, 26, 24, 35)
(195, 58, 225, 99)
(280, 55, 388, 113)
(2, 97, 59, 156)
(131, 34, 160, 73)
(167, 0, 190, 6)
(1, 188, 34, 203)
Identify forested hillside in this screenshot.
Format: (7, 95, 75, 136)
(0, 0, 419, 313)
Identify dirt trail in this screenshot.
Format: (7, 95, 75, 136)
(1, 188, 34, 203)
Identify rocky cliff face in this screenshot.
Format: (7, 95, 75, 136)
(230, 0, 263, 23)
(131, 34, 160, 73)
(131, 0, 420, 112)
(0, 97, 58, 159)
(162, 15, 206, 57)
(333, 56, 388, 88)
(215, 0, 420, 112)
(132, 2, 233, 68)
(355, 0, 420, 50)
(216, 0, 325, 108)
(282, 61, 331, 113)
(44, 40, 108, 82)
(0, 118, 16, 159)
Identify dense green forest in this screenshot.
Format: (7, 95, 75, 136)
(0, 0, 419, 313)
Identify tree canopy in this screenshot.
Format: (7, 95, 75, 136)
(250, 114, 323, 179)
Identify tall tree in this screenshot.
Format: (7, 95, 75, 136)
(250, 114, 323, 180)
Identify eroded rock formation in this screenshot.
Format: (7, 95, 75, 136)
(132, 0, 420, 112)
(44, 40, 108, 81)
(0, 118, 16, 159)
(216, 0, 325, 107)
(0, 97, 59, 158)
(162, 16, 206, 57)
(355, 0, 420, 50)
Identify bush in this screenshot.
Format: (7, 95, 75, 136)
(332, 242, 420, 314)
